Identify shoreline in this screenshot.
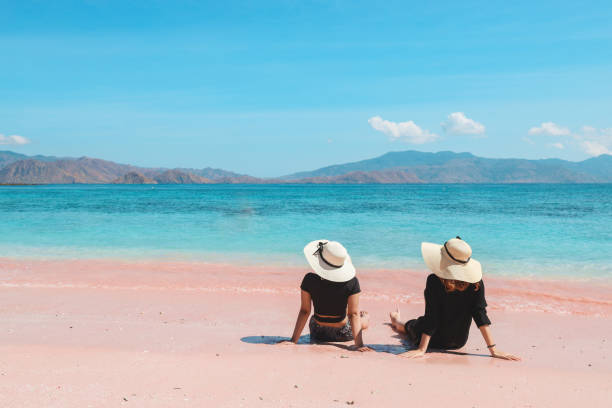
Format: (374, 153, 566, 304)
(2, 254, 611, 280)
(2, 257, 612, 318)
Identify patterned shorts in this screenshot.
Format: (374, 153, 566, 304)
(308, 316, 353, 342)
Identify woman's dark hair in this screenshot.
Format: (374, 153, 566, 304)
(439, 277, 480, 292)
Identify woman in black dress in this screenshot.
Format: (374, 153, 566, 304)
(390, 237, 520, 360)
(280, 240, 371, 351)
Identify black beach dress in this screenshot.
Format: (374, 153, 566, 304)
(406, 274, 491, 350)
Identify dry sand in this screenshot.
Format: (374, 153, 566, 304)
(1, 258, 611, 407)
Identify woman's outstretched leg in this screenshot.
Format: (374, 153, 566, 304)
(389, 306, 407, 334)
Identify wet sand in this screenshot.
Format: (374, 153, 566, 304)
(1, 258, 611, 407)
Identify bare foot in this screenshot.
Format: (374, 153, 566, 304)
(360, 311, 370, 330)
(389, 306, 400, 325)
(389, 306, 405, 333)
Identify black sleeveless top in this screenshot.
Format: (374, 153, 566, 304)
(300, 273, 361, 323)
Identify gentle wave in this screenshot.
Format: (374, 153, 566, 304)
(1, 184, 612, 279)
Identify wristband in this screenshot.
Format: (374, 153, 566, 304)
(487, 344, 496, 349)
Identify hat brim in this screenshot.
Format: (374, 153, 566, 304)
(421, 242, 482, 283)
(303, 240, 356, 283)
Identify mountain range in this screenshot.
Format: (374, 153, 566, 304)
(1, 150, 611, 184)
(0, 152, 249, 184)
(283, 151, 612, 183)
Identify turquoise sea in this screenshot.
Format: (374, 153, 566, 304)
(1, 184, 611, 279)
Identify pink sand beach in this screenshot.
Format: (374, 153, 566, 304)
(1, 257, 611, 407)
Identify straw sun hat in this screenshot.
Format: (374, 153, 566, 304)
(421, 236, 482, 283)
(303, 240, 356, 282)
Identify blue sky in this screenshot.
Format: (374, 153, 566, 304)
(1, 1, 612, 176)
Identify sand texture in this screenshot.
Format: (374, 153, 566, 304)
(1, 258, 611, 407)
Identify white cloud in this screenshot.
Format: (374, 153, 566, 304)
(524, 122, 612, 157)
(441, 112, 485, 135)
(528, 122, 571, 136)
(368, 116, 438, 144)
(576, 126, 612, 156)
(0, 134, 30, 145)
(578, 125, 612, 142)
(580, 125, 597, 134)
(581, 141, 611, 156)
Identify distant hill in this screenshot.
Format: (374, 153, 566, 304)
(153, 170, 213, 184)
(283, 151, 612, 183)
(284, 151, 476, 179)
(295, 169, 422, 184)
(573, 154, 612, 180)
(1, 150, 610, 184)
(112, 171, 157, 184)
(0, 159, 82, 184)
(0, 150, 59, 169)
(0, 157, 140, 184)
(0, 153, 245, 184)
(176, 167, 246, 181)
(0, 151, 29, 169)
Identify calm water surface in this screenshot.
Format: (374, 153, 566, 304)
(1, 184, 611, 279)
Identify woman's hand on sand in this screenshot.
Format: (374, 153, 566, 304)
(349, 344, 373, 352)
(400, 349, 426, 359)
(490, 349, 521, 361)
(277, 340, 296, 345)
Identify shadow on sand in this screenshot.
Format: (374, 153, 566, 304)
(241, 330, 492, 358)
(240, 335, 412, 355)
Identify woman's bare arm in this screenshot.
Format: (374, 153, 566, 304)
(347, 293, 370, 351)
(479, 325, 521, 361)
(279, 290, 311, 344)
(401, 332, 431, 358)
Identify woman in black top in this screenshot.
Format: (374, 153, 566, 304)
(280, 240, 371, 351)
(390, 237, 520, 360)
